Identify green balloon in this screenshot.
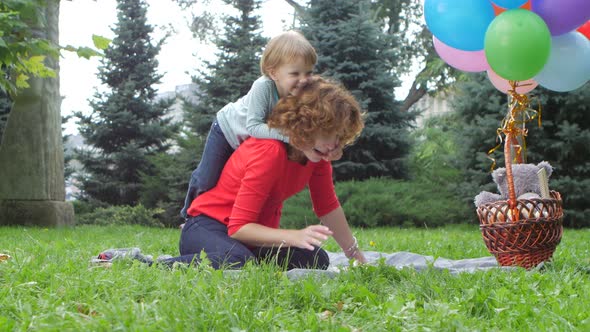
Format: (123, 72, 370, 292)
(484, 9, 551, 81)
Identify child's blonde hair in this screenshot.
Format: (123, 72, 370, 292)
(260, 30, 317, 76)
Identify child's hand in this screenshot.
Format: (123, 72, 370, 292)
(325, 147, 343, 161)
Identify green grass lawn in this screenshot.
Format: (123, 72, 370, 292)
(1, 224, 589, 331)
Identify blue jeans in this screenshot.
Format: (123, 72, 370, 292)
(162, 215, 330, 270)
(180, 120, 234, 219)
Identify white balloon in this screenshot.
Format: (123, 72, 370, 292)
(535, 31, 590, 92)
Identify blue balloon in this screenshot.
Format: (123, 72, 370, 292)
(492, 0, 528, 9)
(424, 0, 495, 51)
(535, 32, 590, 92)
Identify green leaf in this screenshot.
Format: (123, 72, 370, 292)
(61, 44, 78, 53)
(19, 55, 55, 79)
(15, 73, 30, 89)
(92, 34, 111, 50)
(76, 47, 102, 59)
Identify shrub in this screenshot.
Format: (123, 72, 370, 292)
(71, 199, 108, 215)
(75, 204, 164, 227)
(280, 190, 316, 230)
(152, 203, 185, 228)
(281, 178, 472, 229)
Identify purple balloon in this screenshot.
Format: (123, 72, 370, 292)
(532, 0, 590, 36)
(433, 37, 489, 72)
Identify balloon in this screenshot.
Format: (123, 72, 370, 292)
(531, 0, 590, 36)
(424, 0, 495, 51)
(492, 0, 527, 9)
(487, 69, 538, 94)
(492, 1, 531, 15)
(487, 71, 538, 94)
(492, 3, 506, 16)
(484, 9, 551, 81)
(534, 32, 590, 92)
(522, 1, 531, 10)
(578, 20, 590, 40)
(433, 37, 489, 72)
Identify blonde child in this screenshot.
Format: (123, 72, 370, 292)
(181, 31, 339, 219)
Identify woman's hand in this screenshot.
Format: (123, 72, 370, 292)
(325, 147, 343, 161)
(288, 225, 333, 250)
(342, 235, 367, 264)
(349, 250, 367, 264)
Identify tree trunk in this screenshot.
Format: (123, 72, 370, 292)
(0, 0, 74, 226)
(400, 69, 428, 113)
(283, 0, 306, 17)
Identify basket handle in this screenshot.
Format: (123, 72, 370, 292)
(510, 135, 524, 164)
(504, 132, 520, 220)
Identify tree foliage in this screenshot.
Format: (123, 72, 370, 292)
(74, 0, 178, 206)
(184, 0, 267, 135)
(173, 0, 460, 111)
(0, 0, 108, 97)
(409, 113, 463, 186)
(137, 0, 267, 226)
(0, 0, 58, 96)
(299, 0, 414, 181)
(139, 132, 202, 226)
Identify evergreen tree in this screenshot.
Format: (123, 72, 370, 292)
(75, 0, 178, 206)
(185, 0, 267, 135)
(300, 0, 415, 181)
(139, 0, 266, 225)
(453, 74, 590, 227)
(139, 133, 201, 227)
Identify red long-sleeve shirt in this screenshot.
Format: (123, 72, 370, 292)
(187, 138, 340, 236)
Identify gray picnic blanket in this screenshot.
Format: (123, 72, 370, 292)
(282, 251, 515, 280)
(93, 248, 516, 279)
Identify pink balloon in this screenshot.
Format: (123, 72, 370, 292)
(487, 69, 538, 94)
(433, 36, 489, 72)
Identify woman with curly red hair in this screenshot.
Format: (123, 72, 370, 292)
(164, 76, 366, 269)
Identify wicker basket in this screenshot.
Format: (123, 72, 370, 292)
(476, 132, 564, 269)
(477, 191, 563, 269)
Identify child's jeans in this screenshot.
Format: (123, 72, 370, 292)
(180, 120, 234, 219)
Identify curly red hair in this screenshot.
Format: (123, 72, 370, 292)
(268, 76, 364, 152)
